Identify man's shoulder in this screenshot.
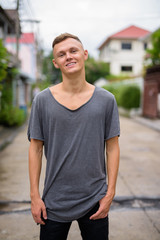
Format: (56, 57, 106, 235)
(33, 87, 49, 102)
(95, 86, 115, 100)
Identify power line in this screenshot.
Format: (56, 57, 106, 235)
(26, 0, 35, 19)
(19, 0, 33, 20)
(21, 19, 40, 23)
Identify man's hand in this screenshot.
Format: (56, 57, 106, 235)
(31, 197, 47, 225)
(89, 193, 114, 220)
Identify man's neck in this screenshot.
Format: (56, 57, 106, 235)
(61, 72, 88, 94)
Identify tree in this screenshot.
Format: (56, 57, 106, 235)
(0, 41, 25, 126)
(42, 51, 61, 85)
(146, 28, 160, 66)
(85, 56, 109, 84)
(0, 40, 8, 90)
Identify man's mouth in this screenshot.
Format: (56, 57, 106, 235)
(66, 62, 76, 67)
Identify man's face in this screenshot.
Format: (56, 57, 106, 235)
(52, 38, 88, 76)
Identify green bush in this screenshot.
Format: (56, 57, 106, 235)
(103, 84, 141, 109)
(0, 39, 9, 90)
(119, 85, 141, 109)
(106, 74, 131, 81)
(85, 57, 109, 84)
(0, 105, 26, 127)
(103, 84, 121, 105)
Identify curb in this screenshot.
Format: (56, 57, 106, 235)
(131, 116, 160, 132)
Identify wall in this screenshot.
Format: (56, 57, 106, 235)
(99, 39, 147, 76)
(143, 65, 160, 118)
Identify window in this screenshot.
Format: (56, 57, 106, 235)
(144, 43, 148, 50)
(121, 66, 133, 72)
(121, 42, 132, 50)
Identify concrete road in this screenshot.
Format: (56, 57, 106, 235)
(0, 116, 160, 240)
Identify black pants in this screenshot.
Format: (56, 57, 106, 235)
(40, 203, 108, 240)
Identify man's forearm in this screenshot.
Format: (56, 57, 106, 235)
(29, 139, 47, 225)
(106, 136, 120, 197)
(29, 139, 43, 199)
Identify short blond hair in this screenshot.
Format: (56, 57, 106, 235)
(52, 33, 82, 49)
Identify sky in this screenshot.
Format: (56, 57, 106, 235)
(1, 0, 160, 58)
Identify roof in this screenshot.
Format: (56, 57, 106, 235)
(0, 6, 13, 24)
(0, 6, 16, 34)
(98, 25, 151, 50)
(5, 9, 18, 21)
(4, 9, 21, 33)
(6, 33, 35, 44)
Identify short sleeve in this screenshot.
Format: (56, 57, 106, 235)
(27, 99, 44, 142)
(104, 96, 120, 140)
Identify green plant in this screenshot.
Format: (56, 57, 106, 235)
(85, 56, 109, 84)
(0, 105, 26, 127)
(118, 85, 141, 109)
(0, 40, 9, 90)
(103, 84, 120, 105)
(42, 51, 61, 84)
(106, 74, 131, 81)
(145, 28, 160, 66)
(103, 84, 141, 109)
(36, 79, 51, 91)
(0, 81, 13, 106)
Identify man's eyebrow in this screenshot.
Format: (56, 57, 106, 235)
(70, 47, 79, 50)
(59, 47, 78, 52)
(56, 50, 65, 56)
(56, 47, 79, 55)
(58, 50, 65, 53)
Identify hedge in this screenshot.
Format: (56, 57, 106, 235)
(0, 105, 26, 127)
(103, 84, 141, 109)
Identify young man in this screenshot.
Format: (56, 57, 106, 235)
(28, 33, 120, 240)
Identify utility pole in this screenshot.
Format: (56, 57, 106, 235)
(16, 0, 20, 66)
(16, 0, 20, 107)
(21, 19, 41, 83)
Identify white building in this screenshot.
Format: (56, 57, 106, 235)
(5, 32, 38, 107)
(5, 33, 37, 82)
(98, 25, 151, 76)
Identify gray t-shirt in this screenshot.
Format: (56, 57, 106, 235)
(28, 86, 120, 222)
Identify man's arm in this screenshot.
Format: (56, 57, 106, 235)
(29, 139, 47, 225)
(90, 136, 120, 220)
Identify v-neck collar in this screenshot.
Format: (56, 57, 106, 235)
(48, 86, 97, 112)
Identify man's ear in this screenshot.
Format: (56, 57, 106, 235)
(84, 50, 88, 61)
(52, 59, 59, 69)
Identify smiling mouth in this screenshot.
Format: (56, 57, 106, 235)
(66, 62, 76, 67)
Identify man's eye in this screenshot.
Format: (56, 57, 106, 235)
(58, 53, 64, 57)
(72, 49, 77, 53)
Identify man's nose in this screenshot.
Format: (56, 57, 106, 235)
(66, 52, 72, 60)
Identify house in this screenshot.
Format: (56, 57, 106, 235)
(0, 6, 20, 67)
(5, 33, 37, 82)
(0, 6, 35, 114)
(5, 32, 38, 107)
(98, 25, 151, 76)
(0, 6, 19, 42)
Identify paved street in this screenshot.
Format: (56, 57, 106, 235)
(0, 116, 160, 240)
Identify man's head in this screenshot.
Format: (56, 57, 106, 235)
(52, 33, 88, 76)
(52, 33, 83, 50)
